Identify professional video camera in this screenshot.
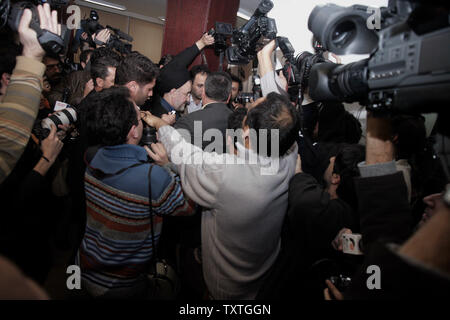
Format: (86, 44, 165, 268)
(208, 22, 233, 56)
(226, 0, 277, 65)
(307, 0, 450, 115)
(0, 0, 65, 55)
(276, 37, 327, 103)
(80, 10, 133, 54)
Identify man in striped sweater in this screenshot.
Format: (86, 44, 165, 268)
(76, 87, 194, 298)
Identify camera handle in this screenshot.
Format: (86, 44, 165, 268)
(8, 2, 64, 55)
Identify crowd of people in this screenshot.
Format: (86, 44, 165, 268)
(0, 3, 449, 300)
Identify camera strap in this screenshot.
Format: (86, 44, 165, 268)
(147, 164, 160, 266)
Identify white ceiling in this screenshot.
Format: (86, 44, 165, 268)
(76, 0, 263, 23)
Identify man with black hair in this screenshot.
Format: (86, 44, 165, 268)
(48, 47, 121, 107)
(115, 52, 159, 106)
(142, 92, 299, 299)
(147, 33, 214, 120)
(43, 55, 63, 88)
(0, 50, 18, 98)
(257, 143, 365, 300)
(227, 107, 248, 152)
(76, 87, 194, 298)
(229, 73, 243, 109)
(186, 64, 210, 114)
(174, 71, 233, 153)
(88, 54, 119, 93)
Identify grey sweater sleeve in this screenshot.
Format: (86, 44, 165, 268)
(158, 125, 230, 209)
(260, 71, 289, 97)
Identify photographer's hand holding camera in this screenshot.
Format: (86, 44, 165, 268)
(33, 124, 63, 177)
(196, 32, 215, 51)
(327, 114, 450, 300)
(0, 3, 61, 184)
(92, 28, 111, 48)
(257, 39, 288, 97)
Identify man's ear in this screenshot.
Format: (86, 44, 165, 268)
(96, 77, 104, 89)
(1, 73, 10, 87)
(125, 81, 138, 95)
(331, 173, 341, 185)
(170, 88, 177, 95)
(81, 62, 86, 69)
(226, 93, 231, 104)
(127, 124, 138, 142)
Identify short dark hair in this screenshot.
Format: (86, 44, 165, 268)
(333, 143, 365, 211)
(228, 107, 248, 148)
(115, 52, 159, 86)
(82, 86, 138, 146)
(80, 49, 94, 65)
(0, 50, 17, 91)
(91, 56, 119, 86)
(90, 47, 121, 65)
(190, 64, 210, 80)
(228, 107, 248, 131)
(229, 73, 242, 91)
(204, 71, 232, 102)
(245, 92, 299, 157)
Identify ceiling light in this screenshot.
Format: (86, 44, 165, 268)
(158, 16, 166, 22)
(83, 0, 126, 11)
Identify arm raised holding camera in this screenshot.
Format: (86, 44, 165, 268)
(257, 40, 288, 97)
(0, 3, 61, 184)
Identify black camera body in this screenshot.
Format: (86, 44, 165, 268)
(140, 125, 158, 147)
(235, 92, 258, 105)
(329, 274, 353, 292)
(307, 0, 450, 114)
(226, 0, 277, 65)
(2, 0, 65, 55)
(80, 10, 133, 54)
(208, 22, 233, 56)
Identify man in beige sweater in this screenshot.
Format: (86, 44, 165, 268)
(142, 92, 300, 299)
(0, 3, 61, 184)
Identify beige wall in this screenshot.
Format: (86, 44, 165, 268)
(129, 18, 164, 63)
(78, 6, 163, 62)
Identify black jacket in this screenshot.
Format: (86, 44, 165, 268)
(343, 172, 450, 300)
(174, 102, 232, 153)
(256, 173, 355, 300)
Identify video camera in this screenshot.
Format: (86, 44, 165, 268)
(80, 10, 133, 55)
(226, 0, 277, 65)
(307, 0, 450, 115)
(208, 22, 233, 56)
(276, 37, 328, 103)
(0, 0, 65, 55)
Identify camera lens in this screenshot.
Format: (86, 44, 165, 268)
(332, 20, 356, 48)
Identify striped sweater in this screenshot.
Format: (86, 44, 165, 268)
(76, 144, 194, 297)
(0, 56, 45, 184)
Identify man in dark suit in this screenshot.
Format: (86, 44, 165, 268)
(174, 72, 233, 154)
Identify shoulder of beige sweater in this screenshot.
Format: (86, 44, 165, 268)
(13, 56, 46, 78)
